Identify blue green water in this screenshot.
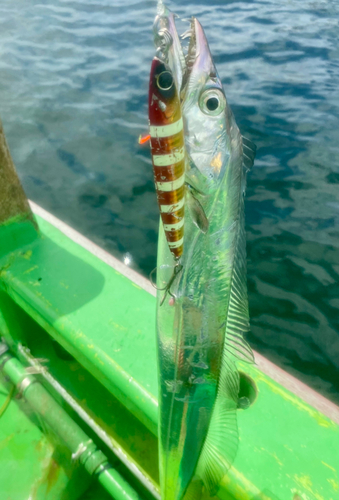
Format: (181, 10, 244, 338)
(0, 0, 338, 403)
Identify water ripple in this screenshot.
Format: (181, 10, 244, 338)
(0, 0, 338, 403)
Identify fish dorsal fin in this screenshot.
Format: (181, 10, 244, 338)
(242, 135, 256, 171)
(223, 200, 254, 363)
(196, 358, 239, 496)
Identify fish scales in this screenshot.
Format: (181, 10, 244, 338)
(152, 5, 256, 500)
(149, 58, 186, 259)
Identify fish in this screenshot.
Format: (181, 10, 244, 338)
(153, 5, 256, 500)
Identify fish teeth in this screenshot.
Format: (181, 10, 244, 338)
(180, 29, 192, 40)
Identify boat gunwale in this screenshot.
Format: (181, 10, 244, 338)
(29, 200, 339, 426)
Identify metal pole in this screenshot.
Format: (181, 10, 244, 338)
(0, 344, 143, 500)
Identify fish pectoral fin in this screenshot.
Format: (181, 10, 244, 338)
(242, 135, 256, 171)
(185, 153, 210, 194)
(196, 359, 239, 496)
(186, 189, 209, 234)
(185, 175, 206, 196)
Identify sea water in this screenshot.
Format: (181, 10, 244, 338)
(0, 0, 338, 403)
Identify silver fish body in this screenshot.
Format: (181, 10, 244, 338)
(154, 10, 256, 500)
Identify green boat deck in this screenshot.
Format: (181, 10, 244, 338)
(0, 206, 338, 500)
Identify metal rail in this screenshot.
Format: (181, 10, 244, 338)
(0, 343, 143, 500)
(17, 343, 160, 500)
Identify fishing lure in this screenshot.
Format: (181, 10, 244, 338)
(149, 0, 209, 268)
(148, 58, 185, 261)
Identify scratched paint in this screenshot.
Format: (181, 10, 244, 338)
(327, 479, 339, 492)
(293, 474, 325, 500)
(321, 461, 336, 473)
(23, 265, 39, 274)
(22, 250, 33, 260)
(239, 363, 336, 430)
(108, 319, 128, 332)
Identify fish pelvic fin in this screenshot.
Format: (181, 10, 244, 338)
(186, 153, 211, 194)
(185, 153, 210, 234)
(196, 359, 239, 496)
(186, 188, 209, 234)
(242, 135, 256, 171)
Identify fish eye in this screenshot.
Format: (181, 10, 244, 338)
(206, 97, 219, 111)
(199, 89, 226, 116)
(157, 71, 174, 91)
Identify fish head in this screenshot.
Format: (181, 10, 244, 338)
(149, 58, 181, 125)
(153, 2, 186, 92)
(182, 18, 238, 185)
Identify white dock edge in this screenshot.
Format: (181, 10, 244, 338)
(30, 201, 339, 426)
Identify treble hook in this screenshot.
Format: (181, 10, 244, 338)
(155, 28, 173, 62)
(150, 261, 183, 306)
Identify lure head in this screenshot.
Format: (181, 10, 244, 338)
(149, 58, 181, 125)
(182, 19, 238, 185)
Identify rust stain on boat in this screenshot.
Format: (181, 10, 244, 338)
(22, 250, 32, 260)
(46, 457, 60, 493)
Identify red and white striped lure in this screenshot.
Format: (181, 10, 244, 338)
(148, 58, 185, 261)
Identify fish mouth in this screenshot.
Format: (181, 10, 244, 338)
(180, 17, 214, 98)
(180, 17, 197, 97)
(182, 18, 197, 83)
(152, 5, 216, 99)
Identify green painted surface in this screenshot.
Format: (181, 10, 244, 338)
(1, 352, 144, 500)
(0, 214, 338, 500)
(0, 215, 158, 434)
(0, 289, 159, 494)
(0, 215, 38, 258)
(220, 360, 339, 500)
(0, 374, 89, 500)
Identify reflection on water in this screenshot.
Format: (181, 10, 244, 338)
(0, 0, 338, 403)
